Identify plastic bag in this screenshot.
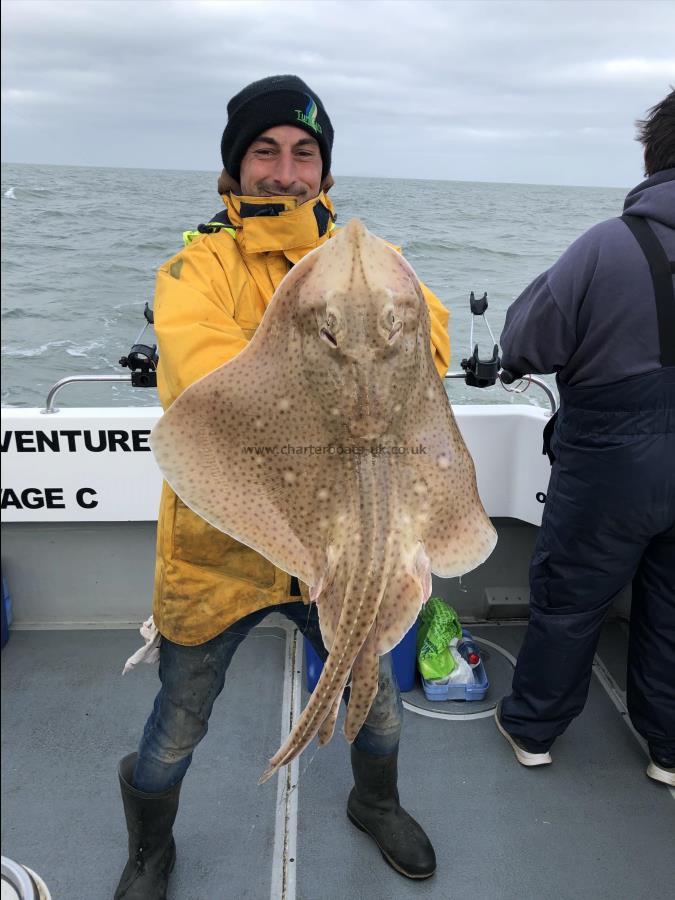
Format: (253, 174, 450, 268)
(416, 598, 463, 681)
(447, 645, 475, 685)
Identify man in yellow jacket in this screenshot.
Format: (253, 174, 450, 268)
(115, 75, 450, 899)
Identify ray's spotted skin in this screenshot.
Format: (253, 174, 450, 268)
(150, 220, 497, 783)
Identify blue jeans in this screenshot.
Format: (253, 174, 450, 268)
(133, 601, 402, 793)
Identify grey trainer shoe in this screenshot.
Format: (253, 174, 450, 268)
(646, 758, 675, 787)
(494, 701, 552, 767)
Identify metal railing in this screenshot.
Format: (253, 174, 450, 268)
(41, 370, 558, 416)
(42, 374, 133, 414)
(445, 371, 558, 415)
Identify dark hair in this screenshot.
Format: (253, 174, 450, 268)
(635, 88, 675, 176)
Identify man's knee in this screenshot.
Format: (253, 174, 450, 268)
(361, 657, 403, 741)
(144, 696, 211, 763)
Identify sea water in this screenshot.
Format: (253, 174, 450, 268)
(1, 162, 627, 409)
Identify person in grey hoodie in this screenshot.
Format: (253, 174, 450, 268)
(495, 90, 675, 787)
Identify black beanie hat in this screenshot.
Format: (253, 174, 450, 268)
(221, 75, 334, 183)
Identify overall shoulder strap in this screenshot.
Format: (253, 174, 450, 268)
(620, 214, 675, 366)
(183, 209, 237, 247)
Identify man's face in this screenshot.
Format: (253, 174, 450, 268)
(239, 125, 323, 204)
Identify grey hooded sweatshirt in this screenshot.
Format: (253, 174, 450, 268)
(500, 168, 675, 386)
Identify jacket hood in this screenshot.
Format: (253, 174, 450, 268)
(623, 168, 675, 228)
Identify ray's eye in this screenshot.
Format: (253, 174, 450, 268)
(388, 321, 403, 342)
(320, 327, 338, 347)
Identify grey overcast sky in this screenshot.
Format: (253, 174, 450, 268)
(2, 0, 674, 187)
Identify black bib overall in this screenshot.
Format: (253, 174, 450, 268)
(500, 215, 675, 757)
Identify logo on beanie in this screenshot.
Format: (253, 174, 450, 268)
(295, 96, 323, 135)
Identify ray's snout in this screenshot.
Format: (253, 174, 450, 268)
(342, 217, 368, 240)
(295, 217, 423, 443)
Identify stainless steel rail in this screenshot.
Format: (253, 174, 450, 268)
(41, 371, 558, 416)
(445, 371, 558, 415)
(42, 375, 133, 414)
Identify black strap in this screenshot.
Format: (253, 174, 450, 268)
(313, 201, 332, 237)
(197, 208, 235, 235)
(620, 215, 675, 366)
(542, 410, 559, 465)
(239, 201, 286, 218)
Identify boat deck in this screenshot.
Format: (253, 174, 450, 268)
(1, 621, 673, 900)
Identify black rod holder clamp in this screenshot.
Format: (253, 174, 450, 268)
(119, 303, 158, 388)
(461, 343, 501, 388)
(460, 291, 501, 388)
(469, 290, 488, 316)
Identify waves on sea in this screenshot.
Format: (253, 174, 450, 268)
(1, 162, 627, 410)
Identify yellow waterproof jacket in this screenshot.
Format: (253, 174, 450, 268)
(152, 191, 451, 644)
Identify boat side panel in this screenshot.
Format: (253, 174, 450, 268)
(1, 405, 552, 524)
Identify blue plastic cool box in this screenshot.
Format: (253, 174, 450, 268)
(304, 619, 418, 693)
(1, 574, 12, 651)
(421, 629, 489, 701)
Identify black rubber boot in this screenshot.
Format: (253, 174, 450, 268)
(114, 753, 182, 900)
(347, 745, 436, 879)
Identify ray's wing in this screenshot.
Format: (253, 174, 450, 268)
(150, 256, 345, 589)
(401, 359, 498, 578)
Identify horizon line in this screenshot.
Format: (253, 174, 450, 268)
(0, 159, 632, 192)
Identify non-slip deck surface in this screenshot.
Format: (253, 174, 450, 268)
(2, 623, 673, 900)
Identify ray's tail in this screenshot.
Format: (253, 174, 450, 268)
(259, 455, 395, 784)
(343, 636, 379, 742)
(258, 580, 384, 784)
(258, 543, 432, 784)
